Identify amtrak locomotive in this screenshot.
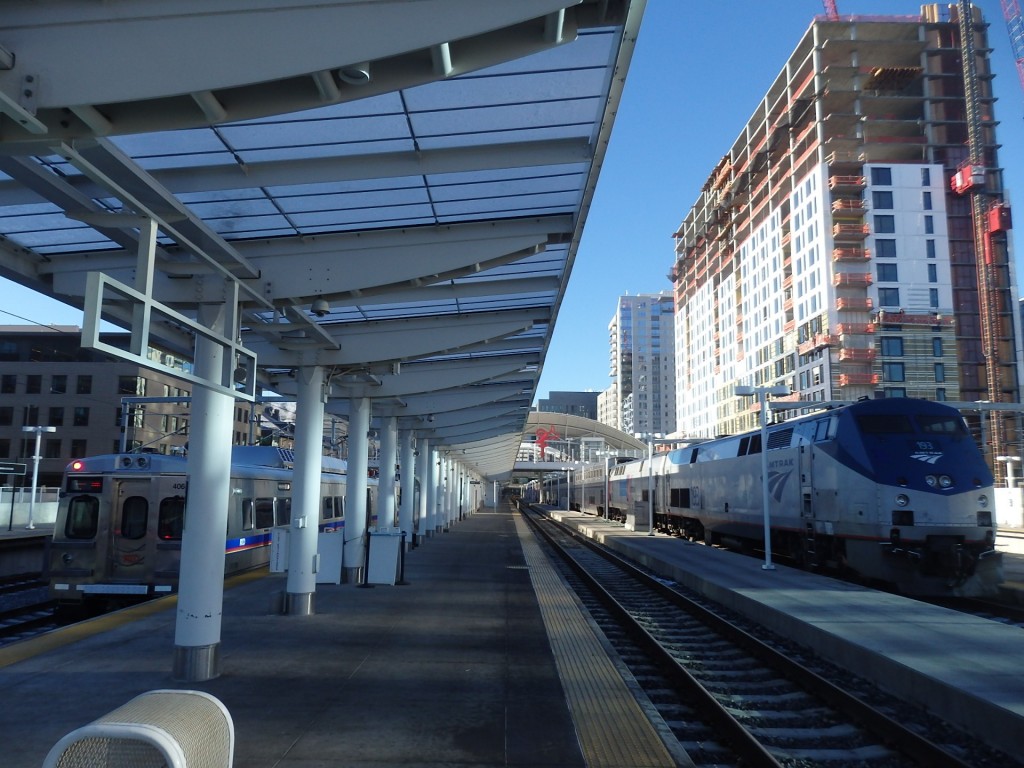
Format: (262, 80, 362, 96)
(562, 398, 1001, 596)
(48, 446, 367, 609)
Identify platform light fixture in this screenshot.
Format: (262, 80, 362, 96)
(21, 425, 56, 530)
(734, 384, 791, 570)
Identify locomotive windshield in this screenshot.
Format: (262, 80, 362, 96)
(856, 412, 969, 438)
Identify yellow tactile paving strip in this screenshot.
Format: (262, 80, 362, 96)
(514, 514, 679, 768)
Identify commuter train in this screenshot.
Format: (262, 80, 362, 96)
(548, 398, 1002, 596)
(48, 446, 375, 609)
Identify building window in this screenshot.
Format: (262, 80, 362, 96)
(871, 167, 892, 185)
(877, 263, 899, 282)
(1, 375, 14, 394)
(926, 239, 936, 258)
(935, 363, 945, 382)
(883, 362, 906, 382)
(885, 387, 907, 398)
(48, 407, 64, 427)
(26, 375, 41, 394)
(875, 239, 897, 258)
(0, 406, 12, 426)
(921, 167, 931, 186)
(73, 407, 89, 427)
(24, 405, 38, 425)
(50, 375, 67, 394)
(929, 288, 939, 308)
(873, 215, 896, 233)
(878, 287, 900, 307)
(118, 376, 145, 396)
(936, 388, 947, 401)
(76, 375, 92, 395)
(0, 439, 8, 458)
(922, 191, 933, 210)
(70, 438, 87, 457)
(44, 439, 62, 459)
(881, 337, 904, 356)
(924, 215, 934, 234)
(872, 190, 894, 209)
(928, 264, 937, 282)
(933, 337, 943, 356)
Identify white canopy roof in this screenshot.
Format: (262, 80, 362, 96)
(0, 0, 645, 481)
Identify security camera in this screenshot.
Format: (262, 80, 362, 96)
(311, 297, 330, 317)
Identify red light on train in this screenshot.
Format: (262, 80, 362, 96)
(71, 460, 84, 471)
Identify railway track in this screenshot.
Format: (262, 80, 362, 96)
(522, 506, 1017, 768)
(0, 573, 58, 646)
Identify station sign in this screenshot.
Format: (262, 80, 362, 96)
(0, 462, 27, 475)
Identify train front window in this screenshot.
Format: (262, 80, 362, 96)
(65, 496, 99, 539)
(158, 496, 185, 540)
(120, 496, 148, 539)
(857, 414, 913, 433)
(916, 414, 969, 438)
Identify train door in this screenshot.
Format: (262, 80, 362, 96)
(109, 477, 158, 584)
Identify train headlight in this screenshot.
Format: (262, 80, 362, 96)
(938, 475, 953, 489)
(895, 493, 910, 507)
(925, 475, 938, 487)
(978, 494, 989, 508)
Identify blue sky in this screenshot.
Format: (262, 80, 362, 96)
(2, 1, 1022, 403)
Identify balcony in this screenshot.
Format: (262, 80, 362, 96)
(839, 348, 877, 363)
(836, 296, 873, 311)
(833, 247, 870, 262)
(797, 333, 837, 355)
(835, 323, 875, 335)
(839, 372, 880, 386)
(828, 174, 866, 190)
(832, 223, 869, 239)
(831, 198, 866, 215)
(833, 272, 873, 287)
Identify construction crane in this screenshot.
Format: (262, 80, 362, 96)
(953, 0, 1015, 480)
(1001, 0, 1024, 103)
(822, 0, 839, 21)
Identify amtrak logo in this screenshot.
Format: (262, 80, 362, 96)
(911, 452, 943, 465)
(767, 469, 792, 502)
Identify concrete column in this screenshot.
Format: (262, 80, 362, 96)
(377, 415, 398, 528)
(398, 430, 415, 549)
(343, 397, 370, 583)
(416, 439, 430, 542)
(173, 325, 234, 681)
(284, 365, 325, 615)
(427, 448, 440, 536)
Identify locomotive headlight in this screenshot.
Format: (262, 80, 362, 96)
(895, 493, 910, 507)
(938, 475, 953, 489)
(925, 475, 938, 487)
(978, 494, 989, 508)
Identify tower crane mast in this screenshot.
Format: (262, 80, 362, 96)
(1001, 0, 1024, 101)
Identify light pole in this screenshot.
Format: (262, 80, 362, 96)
(22, 425, 56, 530)
(997, 455, 1021, 488)
(647, 439, 655, 536)
(734, 385, 790, 570)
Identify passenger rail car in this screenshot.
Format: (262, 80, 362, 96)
(565, 399, 1001, 596)
(48, 446, 372, 608)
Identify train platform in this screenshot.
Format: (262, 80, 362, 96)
(547, 508, 1024, 759)
(0, 508, 683, 768)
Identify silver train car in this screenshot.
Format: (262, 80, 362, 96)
(564, 398, 1002, 596)
(48, 446, 373, 609)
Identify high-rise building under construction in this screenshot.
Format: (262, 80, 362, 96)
(671, 3, 1020, 465)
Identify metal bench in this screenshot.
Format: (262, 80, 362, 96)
(42, 689, 233, 768)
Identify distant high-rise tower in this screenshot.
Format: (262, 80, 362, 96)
(670, 4, 1021, 450)
(606, 292, 676, 436)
